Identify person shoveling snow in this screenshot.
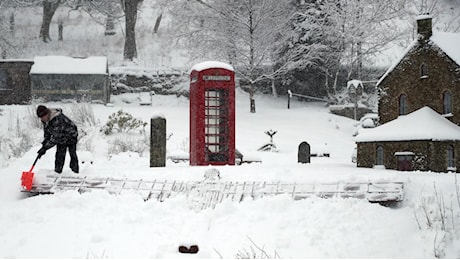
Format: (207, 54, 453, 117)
(36, 105, 80, 174)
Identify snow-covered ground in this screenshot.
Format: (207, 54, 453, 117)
(0, 90, 459, 258)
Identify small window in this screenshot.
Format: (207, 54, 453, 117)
(420, 63, 428, 78)
(443, 91, 452, 115)
(447, 145, 455, 169)
(0, 70, 9, 90)
(376, 146, 384, 165)
(399, 94, 407, 115)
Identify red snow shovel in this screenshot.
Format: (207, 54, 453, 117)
(21, 155, 40, 191)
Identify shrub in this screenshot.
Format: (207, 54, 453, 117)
(101, 110, 147, 135)
(69, 103, 96, 127)
(107, 133, 149, 155)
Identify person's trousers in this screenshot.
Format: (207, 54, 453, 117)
(55, 142, 79, 173)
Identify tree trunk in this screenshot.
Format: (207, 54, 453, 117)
(123, 0, 141, 61)
(39, 0, 61, 43)
(105, 14, 116, 36)
(250, 83, 256, 113)
(9, 13, 14, 36)
(58, 19, 63, 41)
(356, 41, 362, 79)
(153, 13, 162, 34)
(271, 65, 278, 98)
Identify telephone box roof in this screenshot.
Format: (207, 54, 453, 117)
(190, 61, 234, 73)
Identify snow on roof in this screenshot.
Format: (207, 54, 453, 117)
(190, 61, 234, 73)
(375, 39, 418, 87)
(376, 31, 460, 87)
(30, 56, 107, 75)
(110, 66, 184, 76)
(0, 59, 34, 63)
(355, 106, 460, 142)
(347, 79, 363, 89)
(416, 14, 433, 20)
(431, 31, 460, 66)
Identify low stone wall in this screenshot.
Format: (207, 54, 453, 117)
(329, 104, 374, 120)
(357, 140, 460, 172)
(110, 67, 189, 97)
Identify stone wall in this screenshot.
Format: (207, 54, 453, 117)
(110, 68, 189, 97)
(357, 140, 460, 172)
(0, 60, 34, 105)
(329, 105, 374, 121)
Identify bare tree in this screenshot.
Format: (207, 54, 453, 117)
(86, 0, 143, 61)
(121, 0, 143, 61)
(39, 0, 61, 42)
(0, 0, 34, 56)
(68, 0, 143, 61)
(78, 0, 123, 35)
(170, 0, 294, 113)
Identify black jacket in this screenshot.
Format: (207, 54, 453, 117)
(42, 108, 78, 150)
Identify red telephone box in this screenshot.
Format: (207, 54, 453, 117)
(189, 61, 235, 166)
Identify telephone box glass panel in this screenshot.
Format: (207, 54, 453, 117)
(205, 89, 229, 162)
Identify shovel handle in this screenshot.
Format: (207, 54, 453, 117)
(29, 155, 40, 172)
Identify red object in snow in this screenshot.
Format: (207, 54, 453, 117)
(21, 171, 34, 191)
(21, 155, 39, 191)
(189, 61, 235, 166)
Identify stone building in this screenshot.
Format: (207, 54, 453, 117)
(0, 59, 34, 105)
(356, 107, 460, 172)
(30, 56, 110, 104)
(377, 15, 460, 125)
(356, 15, 460, 172)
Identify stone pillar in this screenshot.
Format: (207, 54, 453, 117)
(298, 141, 310, 163)
(150, 116, 166, 167)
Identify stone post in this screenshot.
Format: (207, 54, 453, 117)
(150, 116, 166, 167)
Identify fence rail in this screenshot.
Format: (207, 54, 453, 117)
(25, 175, 404, 210)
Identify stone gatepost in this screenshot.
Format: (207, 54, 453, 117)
(298, 141, 311, 163)
(150, 116, 166, 167)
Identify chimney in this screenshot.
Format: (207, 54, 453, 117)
(416, 14, 432, 40)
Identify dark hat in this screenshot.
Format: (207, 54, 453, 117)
(36, 105, 49, 118)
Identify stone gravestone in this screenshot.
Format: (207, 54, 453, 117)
(150, 116, 166, 167)
(298, 141, 311, 163)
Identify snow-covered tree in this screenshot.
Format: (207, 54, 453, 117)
(0, 1, 15, 57)
(289, 0, 408, 99)
(169, 0, 294, 113)
(0, 0, 41, 56)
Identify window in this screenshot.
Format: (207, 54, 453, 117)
(447, 145, 455, 169)
(0, 70, 9, 90)
(204, 89, 229, 162)
(443, 91, 452, 115)
(399, 94, 407, 115)
(420, 63, 428, 78)
(376, 146, 384, 165)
